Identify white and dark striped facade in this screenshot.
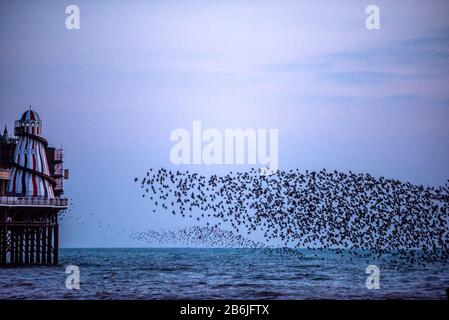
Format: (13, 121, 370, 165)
(7, 110, 55, 198)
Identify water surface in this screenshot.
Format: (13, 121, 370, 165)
(0, 248, 448, 299)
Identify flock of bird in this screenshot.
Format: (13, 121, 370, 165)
(134, 168, 449, 266)
(131, 226, 263, 248)
(130, 226, 306, 259)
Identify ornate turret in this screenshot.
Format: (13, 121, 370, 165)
(7, 109, 55, 198)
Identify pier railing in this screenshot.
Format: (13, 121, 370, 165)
(0, 196, 68, 207)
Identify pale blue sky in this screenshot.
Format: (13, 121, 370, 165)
(1, 0, 448, 247)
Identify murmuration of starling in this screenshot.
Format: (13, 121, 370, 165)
(133, 168, 449, 268)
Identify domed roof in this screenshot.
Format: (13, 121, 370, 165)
(21, 109, 41, 121)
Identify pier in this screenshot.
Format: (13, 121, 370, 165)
(0, 109, 68, 265)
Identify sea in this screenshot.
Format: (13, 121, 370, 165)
(0, 248, 448, 300)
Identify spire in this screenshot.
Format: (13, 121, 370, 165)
(2, 125, 9, 143)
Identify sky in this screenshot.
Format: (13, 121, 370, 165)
(0, 0, 448, 247)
